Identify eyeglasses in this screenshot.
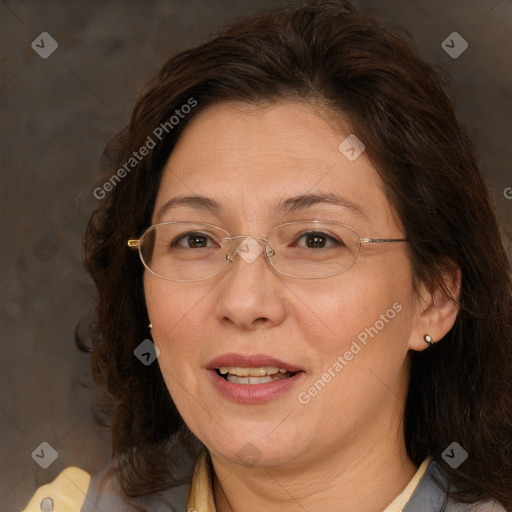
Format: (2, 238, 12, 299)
(127, 220, 408, 281)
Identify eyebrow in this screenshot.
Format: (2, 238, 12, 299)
(274, 192, 365, 217)
(156, 195, 221, 222)
(155, 192, 365, 222)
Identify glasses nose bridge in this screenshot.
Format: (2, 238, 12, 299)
(224, 234, 274, 265)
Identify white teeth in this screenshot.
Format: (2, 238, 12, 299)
(226, 373, 290, 384)
(218, 366, 285, 377)
(216, 366, 293, 384)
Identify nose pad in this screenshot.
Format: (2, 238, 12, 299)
(225, 236, 273, 265)
(235, 236, 264, 263)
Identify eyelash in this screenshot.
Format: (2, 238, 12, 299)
(172, 232, 217, 248)
(171, 231, 342, 249)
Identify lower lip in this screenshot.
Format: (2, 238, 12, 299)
(208, 370, 304, 404)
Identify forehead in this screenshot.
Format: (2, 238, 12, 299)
(153, 101, 397, 232)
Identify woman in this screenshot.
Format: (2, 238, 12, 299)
(24, 1, 512, 510)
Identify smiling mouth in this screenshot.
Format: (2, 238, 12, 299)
(216, 366, 296, 384)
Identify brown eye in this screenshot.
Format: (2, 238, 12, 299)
(172, 232, 215, 248)
(295, 232, 341, 249)
(306, 233, 326, 248)
(187, 235, 208, 248)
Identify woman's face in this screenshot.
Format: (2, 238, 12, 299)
(144, 101, 425, 469)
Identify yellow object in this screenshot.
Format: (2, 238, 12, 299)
(22, 466, 90, 512)
(187, 450, 216, 512)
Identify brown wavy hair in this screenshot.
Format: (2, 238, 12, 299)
(81, 0, 512, 508)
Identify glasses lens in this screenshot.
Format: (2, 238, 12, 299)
(139, 222, 229, 281)
(267, 221, 361, 278)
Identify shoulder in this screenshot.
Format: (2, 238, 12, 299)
(82, 464, 191, 512)
(22, 465, 192, 512)
(85, 440, 197, 512)
(23, 442, 197, 512)
(445, 497, 508, 511)
(405, 460, 508, 512)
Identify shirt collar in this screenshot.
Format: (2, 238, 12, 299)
(187, 449, 431, 512)
(187, 449, 216, 511)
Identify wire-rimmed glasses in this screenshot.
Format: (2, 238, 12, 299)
(127, 220, 408, 281)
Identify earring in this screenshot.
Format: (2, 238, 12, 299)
(424, 334, 435, 345)
(148, 323, 152, 329)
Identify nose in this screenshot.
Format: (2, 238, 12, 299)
(215, 236, 286, 331)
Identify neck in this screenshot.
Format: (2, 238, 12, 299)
(211, 427, 417, 512)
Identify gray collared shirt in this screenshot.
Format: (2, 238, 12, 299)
(82, 457, 508, 512)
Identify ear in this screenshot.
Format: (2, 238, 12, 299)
(408, 267, 461, 352)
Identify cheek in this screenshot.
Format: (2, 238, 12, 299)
(144, 277, 201, 367)
(292, 255, 414, 357)
(291, 266, 414, 427)
(145, 275, 211, 335)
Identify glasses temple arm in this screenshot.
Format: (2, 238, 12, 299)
(359, 238, 408, 243)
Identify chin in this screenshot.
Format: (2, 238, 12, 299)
(192, 421, 309, 468)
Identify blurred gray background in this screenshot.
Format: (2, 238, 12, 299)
(1, 0, 511, 510)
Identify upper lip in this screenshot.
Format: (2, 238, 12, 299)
(207, 353, 303, 372)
